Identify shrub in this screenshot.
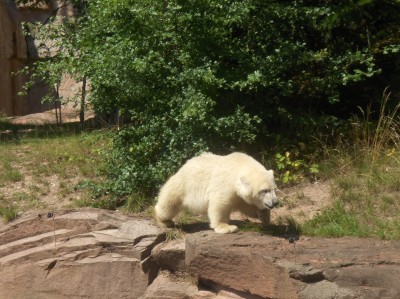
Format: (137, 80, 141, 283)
(20, 0, 400, 207)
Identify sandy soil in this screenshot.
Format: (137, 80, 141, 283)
(230, 180, 334, 225)
(9, 104, 95, 125)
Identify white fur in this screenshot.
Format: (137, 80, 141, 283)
(154, 152, 278, 233)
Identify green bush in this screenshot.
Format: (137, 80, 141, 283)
(22, 0, 400, 206)
(106, 100, 260, 197)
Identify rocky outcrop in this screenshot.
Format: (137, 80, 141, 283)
(184, 232, 400, 299)
(0, 209, 166, 298)
(1, 209, 400, 299)
(185, 232, 298, 299)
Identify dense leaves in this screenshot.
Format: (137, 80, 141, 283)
(23, 0, 400, 199)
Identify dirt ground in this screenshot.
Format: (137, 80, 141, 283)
(9, 104, 95, 125)
(230, 180, 334, 225)
(274, 180, 333, 223)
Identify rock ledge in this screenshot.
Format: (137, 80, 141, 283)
(1, 209, 400, 299)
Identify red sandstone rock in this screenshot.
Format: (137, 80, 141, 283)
(186, 231, 298, 299)
(2, 210, 400, 299)
(152, 239, 186, 273)
(0, 209, 166, 298)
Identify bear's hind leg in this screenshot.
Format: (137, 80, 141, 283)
(154, 182, 183, 228)
(208, 201, 238, 234)
(154, 200, 180, 228)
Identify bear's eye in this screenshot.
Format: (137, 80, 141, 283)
(260, 188, 271, 194)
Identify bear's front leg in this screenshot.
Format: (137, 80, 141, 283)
(213, 223, 239, 234)
(257, 209, 271, 229)
(208, 200, 238, 234)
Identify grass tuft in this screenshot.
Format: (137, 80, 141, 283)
(0, 205, 18, 223)
(303, 90, 400, 239)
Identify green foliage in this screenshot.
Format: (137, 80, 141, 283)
(20, 0, 400, 205)
(16, 0, 89, 118)
(105, 104, 259, 197)
(275, 152, 302, 184)
(269, 151, 320, 185)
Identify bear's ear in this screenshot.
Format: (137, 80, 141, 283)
(268, 169, 274, 176)
(236, 176, 252, 199)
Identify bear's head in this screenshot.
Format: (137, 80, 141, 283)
(236, 169, 279, 210)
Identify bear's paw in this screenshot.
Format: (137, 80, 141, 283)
(213, 224, 239, 234)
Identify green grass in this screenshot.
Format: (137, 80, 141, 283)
(0, 155, 24, 185)
(302, 91, 400, 239)
(0, 205, 18, 223)
(0, 123, 109, 222)
(124, 193, 150, 213)
(302, 144, 400, 240)
(302, 201, 371, 238)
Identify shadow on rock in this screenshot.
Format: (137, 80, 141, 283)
(178, 221, 211, 233)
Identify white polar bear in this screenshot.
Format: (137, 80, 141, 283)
(154, 152, 279, 234)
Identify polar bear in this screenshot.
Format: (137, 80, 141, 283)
(154, 152, 279, 234)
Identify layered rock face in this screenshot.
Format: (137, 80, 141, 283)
(0, 209, 166, 298)
(0, 1, 76, 117)
(1, 209, 400, 299)
(184, 231, 400, 299)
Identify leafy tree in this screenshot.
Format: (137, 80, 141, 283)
(21, 0, 400, 203)
(17, 0, 88, 125)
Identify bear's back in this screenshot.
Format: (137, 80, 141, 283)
(178, 152, 265, 180)
(223, 152, 266, 173)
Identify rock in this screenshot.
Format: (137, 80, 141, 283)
(215, 290, 249, 299)
(186, 231, 400, 299)
(152, 239, 186, 273)
(193, 290, 219, 298)
(2, 210, 400, 299)
(0, 1, 27, 116)
(192, 290, 251, 299)
(139, 271, 198, 299)
(186, 231, 298, 299)
(285, 237, 400, 298)
(0, 208, 166, 299)
(299, 281, 355, 299)
(0, 257, 149, 299)
(276, 260, 324, 283)
(323, 265, 400, 299)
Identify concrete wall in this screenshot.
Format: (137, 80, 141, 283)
(0, 0, 75, 117)
(0, 0, 27, 116)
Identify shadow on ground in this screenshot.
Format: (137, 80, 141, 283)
(177, 220, 301, 239)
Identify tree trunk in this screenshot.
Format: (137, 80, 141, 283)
(80, 77, 87, 130)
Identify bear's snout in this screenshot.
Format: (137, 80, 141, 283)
(265, 200, 279, 209)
